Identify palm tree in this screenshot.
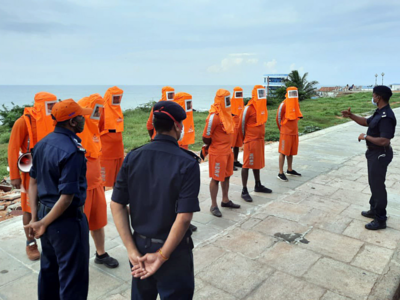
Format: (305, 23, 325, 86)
(286, 70, 319, 101)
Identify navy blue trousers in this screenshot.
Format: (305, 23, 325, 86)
(367, 147, 393, 221)
(131, 235, 194, 300)
(37, 205, 89, 300)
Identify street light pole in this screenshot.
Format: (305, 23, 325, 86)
(375, 74, 378, 86)
(382, 72, 385, 85)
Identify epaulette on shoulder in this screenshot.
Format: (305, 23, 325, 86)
(72, 138, 86, 153)
(180, 148, 201, 163)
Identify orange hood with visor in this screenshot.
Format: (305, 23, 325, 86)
(174, 92, 195, 146)
(284, 87, 303, 121)
(231, 86, 244, 116)
(23, 92, 57, 148)
(160, 86, 175, 101)
(209, 89, 234, 134)
(77, 94, 104, 158)
(246, 85, 268, 126)
(102, 86, 124, 134)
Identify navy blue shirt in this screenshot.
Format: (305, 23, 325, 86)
(112, 134, 201, 240)
(30, 127, 87, 208)
(367, 105, 397, 146)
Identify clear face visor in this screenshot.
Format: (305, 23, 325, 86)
(166, 91, 175, 101)
(235, 91, 243, 98)
(225, 96, 231, 108)
(288, 90, 298, 98)
(185, 99, 193, 112)
(90, 104, 103, 120)
(45, 101, 57, 116)
(112, 94, 122, 105)
(257, 88, 266, 99)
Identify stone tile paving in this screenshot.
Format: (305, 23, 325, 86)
(0, 108, 399, 299)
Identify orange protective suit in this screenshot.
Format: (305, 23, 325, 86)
(231, 86, 244, 148)
(78, 94, 108, 230)
(203, 89, 234, 181)
(174, 92, 195, 148)
(240, 85, 268, 169)
(146, 86, 175, 139)
(276, 87, 303, 156)
(99, 87, 125, 187)
(8, 92, 57, 212)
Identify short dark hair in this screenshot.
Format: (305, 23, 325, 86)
(373, 86, 392, 102)
(154, 118, 174, 133)
(55, 119, 70, 128)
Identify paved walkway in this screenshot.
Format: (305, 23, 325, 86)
(1, 109, 400, 300)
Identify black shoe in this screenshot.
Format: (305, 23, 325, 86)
(221, 200, 241, 209)
(241, 192, 253, 202)
(361, 210, 375, 219)
(254, 185, 272, 193)
(189, 224, 197, 232)
(277, 173, 288, 182)
(233, 165, 238, 171)
(234, 161, 243, 168)
(210, 206, 222, 217)
(286, 170, 301, 176)
(95, 253, 119, 268)
(365, 219, 386, 230)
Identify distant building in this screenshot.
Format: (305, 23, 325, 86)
(263, 74, 288, 96)
(391, 83, 400, 91)
(317, 87, 340, 98)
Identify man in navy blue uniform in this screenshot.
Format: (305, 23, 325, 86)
(111, 101, 200, 300)
(342, 86, 397, 230)
(25, 99, 92, 300)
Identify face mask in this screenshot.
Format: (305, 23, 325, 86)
(371, 97, 377, 106)
(178, 124, 184, 141)
(75, 117, 86, 133)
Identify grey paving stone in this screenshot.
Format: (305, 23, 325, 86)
(247, 271, 326, 300)
(300, 208, 353, 234)
(193, 284, 237, 300)
(193, 244, 226, 275)
(304, 258, 378, 300)
(300, 194, 350, 215)
(252, 216, 309, 238)
(213, 228, 275, 259)
(297, 182, 339, 197)
(351, 244, 393, 274)
(258, 242, 321, 276)
(321, 291, 352, 300)
(196, 252, 274, 299)
(252, 201, 312, 222)
(299, 228, 363, 263)
(0, 252, 33, 287)
(87, 266, 126, 300)
(343, 219, 400, 249)
(240, 218, 262, 230)
(0, 273, 38, 300)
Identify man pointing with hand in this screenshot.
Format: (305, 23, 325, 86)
(342, 86, 396, 230)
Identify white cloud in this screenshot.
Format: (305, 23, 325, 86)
(289, 63, 304, 74)
(263, 59, 277, 73)
(207, 53, 259, 73)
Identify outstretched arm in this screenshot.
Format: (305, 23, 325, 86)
(342, 108, 368, 126)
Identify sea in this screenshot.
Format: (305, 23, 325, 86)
(0, 85, 257, 112)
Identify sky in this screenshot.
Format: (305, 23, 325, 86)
(0, 0, 399, 86)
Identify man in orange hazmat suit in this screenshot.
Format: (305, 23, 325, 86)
(231, 86, 244, 170)
(78, 94, 119, 268)
(240, 85, 273, 202)
(276, 87, 303, 181)
(173, 92, 195, 150)
(7, 92, 57, 260)
(99, 86, 125, 188)
(147, 86, 175, 139)
(203, 89, 241, 217)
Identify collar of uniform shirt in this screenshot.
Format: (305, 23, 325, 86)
(153, 134, 179, 146)
(54, 126, 82, 143)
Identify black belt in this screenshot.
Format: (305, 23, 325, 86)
(367, 145, 391, 151)
(38, 202, 84, 218)
(136, 233, 165, 244)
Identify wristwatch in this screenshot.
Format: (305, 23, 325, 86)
(364, 134, 368, 140)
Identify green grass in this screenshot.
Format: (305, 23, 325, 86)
(1, 92, 399, 179)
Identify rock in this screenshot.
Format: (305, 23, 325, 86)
(7, 203, 21, 211)
(0, 193, 21, 201)
(0, 205, 5, 211)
